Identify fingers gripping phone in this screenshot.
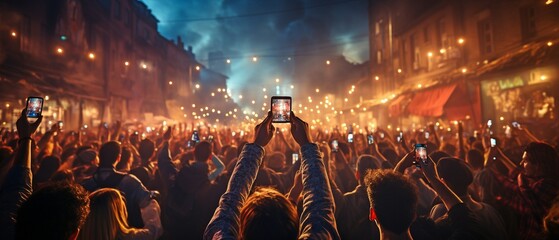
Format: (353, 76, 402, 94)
(271, 96, 292, 123)
(367, 135, 374, 145)
(292, 153, 299, 164)
(413, 144, 428, 167)
(331, 140, 339, 152)
(26, 97, 44, 123)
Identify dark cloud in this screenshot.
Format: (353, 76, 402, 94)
(143, 0, 368, 107)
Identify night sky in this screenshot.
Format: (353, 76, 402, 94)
(143, 0, 369, 106)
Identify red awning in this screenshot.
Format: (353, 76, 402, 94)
(407, 84, 457, 117)
(388, 95, 408, 117)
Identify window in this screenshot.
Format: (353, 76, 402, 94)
(520, 6, 536, 40)
(410, 34, 420, 70)
(477, 18, 494, 55)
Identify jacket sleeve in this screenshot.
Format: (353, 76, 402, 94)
(157, 141, 178, 190)
(0, 164, 33, 239)
(204, 143, 264, 240)
(299, 143, 341, 240)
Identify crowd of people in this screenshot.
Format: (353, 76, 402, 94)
(1, 106, 559, 240)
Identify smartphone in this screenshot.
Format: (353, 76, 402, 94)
(271, 96, 292, 123)
(512, 121, 521, 129)
(187, 140, 193, 148)
(487, 120, 493, 128)
(505, 126, 511, 138)
(103, 122, 109, 128)
(379, 132, 385, 139)
(26, 97, 44, 123)
(490, 138, 497, 148)
(292, 153, 299, 164)
(192, 130, 200, 142)
(397, 132, 403, 143)
(331, 140, 339, 152)
(208, 135, 214, 142)
(367, 135, 374, 145)
(57, 121, 63, 128)
(413, 144, 428, 167)
(424, 131, 430, 140)
(348, 133, 354, 143)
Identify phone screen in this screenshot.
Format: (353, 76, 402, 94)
(271, 96, 292, 123)
(367, 135, 374, 145)
(26, 97, 44, 122)
(397, 132, 403, 142)
(58, 121, 63, 128)
(424, 131, 430, 139)
(490, 138, 496, 147)
(331, 140, 339, 152)
(414, 144, 427, 166)
(292, 153, 299, 164)
(348, 133, 354, 143)
(487, 120, 493, 128)
(192, 131, 200, 142)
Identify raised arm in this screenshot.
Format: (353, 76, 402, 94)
(204, 112, 274, 240)
(0, 109, 42, 238)
(290, 113, 340, 240)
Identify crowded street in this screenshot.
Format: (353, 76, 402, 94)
(1, 0, 559, 239)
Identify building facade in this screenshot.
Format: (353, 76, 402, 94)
(0, 0, 202, 130)
(368, 0, 559, 130)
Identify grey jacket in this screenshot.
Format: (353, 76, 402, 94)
(204, 143, 340, 240)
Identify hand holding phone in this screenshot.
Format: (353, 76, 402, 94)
(348, 133, 354, 143)
(413, 144, 428, 167)
(367, 135, 374, 145)
(271, 96, 292, 123)
(331, 140, 339, 152)
(26, 97, 44, 123)
(292, 153, 299, 164)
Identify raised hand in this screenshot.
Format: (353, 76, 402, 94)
(289, 112, 312, 146)
(253, 111, 275, 147)
(16, 108, 42, 139)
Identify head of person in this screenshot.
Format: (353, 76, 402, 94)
(223, 146, 238, 167)
(76, 149, 99, 167)
(78, 188, 139, 240)
(356, 155, 379, 184)
(466, 149, 484, 171)
(436, 157, 474, 197)
(116, 146, 133, 172)
(239, 187, 298, 240)
(440, 143, 457, 157)
(51, 169, 75, 183)
(365, 169, 418, 235)
(338, 142, 351, 161)
(266, 152, 286, 172)
(522, 142, 559, 179)
(194, 141, 212, 162)
(429, 150, 452, 164)
(16, 183, 90, 240)
(35, 155, 61, 184)
(99, 141, 121, 168)
(138, 139, 155, 163)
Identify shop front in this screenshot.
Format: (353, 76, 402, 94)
(480, 66, 557, 130)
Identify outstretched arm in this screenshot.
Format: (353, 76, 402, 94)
(204, 112, 274, 240)
(290, 112, 340, 240)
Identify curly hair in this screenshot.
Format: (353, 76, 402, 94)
(16, 182, 90, 239)
(365, 169, 418, 234)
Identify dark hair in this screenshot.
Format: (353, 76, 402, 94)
(50, 169, 75, 183)
(34, 156, 61, 185)
(338, 142, 350, 155)
(116, 146, 133, 172)
(239, 187, 298, 240)
(266, 152, 286, 172)
(194, 141, 212, 162)
(440, 143, 457, 157)
(429, 151, 451, 164)
(524, 142, 559, 179)
(436, 157, 473, 196)
(138, 139, 155, 163)
(466, 149, 484, 170)
(381, 148, 399, 167)
(365, 169, 418, 234)
(99, 141, 121, 167)
(16, 183, 90, 239)
(356, 155, 379, 183)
